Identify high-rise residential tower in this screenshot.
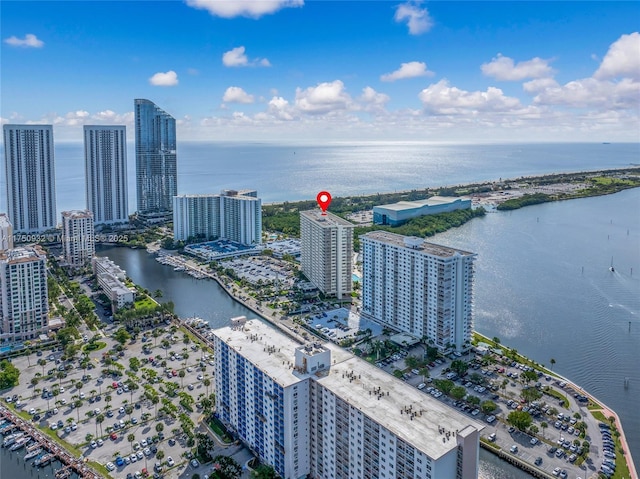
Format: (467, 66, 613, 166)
(173, 189, 262, 245)
(360, 231, 476, 352)
(3, 125, 57, 233)
(213, 318, 482, 479)
(61, 210, 95, 267)
(0, 246, 49, 343)
(134, 99, 177, 219)
(300, 210, 353, 299)
(84, 125, 128, 225)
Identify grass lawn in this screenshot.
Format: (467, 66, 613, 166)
(208, 417, 233, 443)
(133, 296, 157, 310)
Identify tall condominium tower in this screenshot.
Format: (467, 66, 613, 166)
(134, 99, 177, 218)
(360, 231, 476, 352)
(213, 318, 482, 479)
(300, 210, 353, 299)
(0, 246, 49, 343)
(84, 125, 129, 225)
(61, 210, 95, 267)
(0, 214, 13, 251)
(2, 125, 57, 233)
(173, 189, 261, 245)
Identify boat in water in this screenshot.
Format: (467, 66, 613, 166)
(24, 447, 43, 460)
(609, 256, 615, 272)
(34, 452, 55, 467)
(9, 436, 30, 450)
(2, 432, 25, 447)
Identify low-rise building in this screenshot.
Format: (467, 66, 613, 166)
(373, 196, 471, 226)
(92, 256, 135, 310)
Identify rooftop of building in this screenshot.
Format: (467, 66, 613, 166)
(62, 210, 93, 219)
(300, 210, 355, 227)
(0, 246, 46, 264)
(174, 189, 259, 200)
(93, 255, 126, 273)
(360, 231, 475, 258)
(375, 196, 469, 211)
(213, 319, 483, 459)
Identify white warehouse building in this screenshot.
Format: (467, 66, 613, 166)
(213, 318, 482, 479)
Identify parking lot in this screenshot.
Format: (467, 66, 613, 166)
(223, 256, 297, 287)
(362, 346, 609, 479)
(305, 308, 384, 341)
(2, 327, 252, 479)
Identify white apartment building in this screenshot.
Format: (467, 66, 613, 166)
(360, 231, 476, 352)
(300, 210, 354, 299)
(0, 246, 49, 343)
(213, 318, 482, 479)
(62, 210, 95, 267)
(92, 256, 134, 310)
(173, 189, 261, 245)
(0, 214, 13, 251)
(3, 125, 57, 233)
(84, 126, 129, 225)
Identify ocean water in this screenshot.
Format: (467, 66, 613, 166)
(0, 141, 638, 214)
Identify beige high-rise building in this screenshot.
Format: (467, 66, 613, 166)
(300, 210, 354, 299)
(0, 246, 49, 343)
(62, 210, 95, 267)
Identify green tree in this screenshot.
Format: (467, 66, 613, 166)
(507, 410, 533, 431)
(450, 359, 469, 377)
(127, 433, 135, 452)
(467, 395, 481, 406)
(480, 400, 497, 414)
(404, 355, 419, 369)
(450, 386, 467, 400)
(432, 379, 454, 395)
(521, 387, 542, 403)
(541, 422, 548, 438)
(211, 455, 242, 479)
(114, 328, 131, 345)
(251, 464, 277, 479)
(550, 358, 556, 371)
(0, 360, 20, 389)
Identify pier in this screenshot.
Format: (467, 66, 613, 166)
(0, 406, 101, 479)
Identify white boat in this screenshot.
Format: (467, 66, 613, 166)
(609, 256, 615, 272)
(24, 447, 42, 460)
(9, 436, 30, 450)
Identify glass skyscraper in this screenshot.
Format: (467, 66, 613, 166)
(134, 99, 177, 217)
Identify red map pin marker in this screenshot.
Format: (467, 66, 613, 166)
(316, 191, 332, 215)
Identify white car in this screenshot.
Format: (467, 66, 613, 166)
(167, 456, 175, 467)
(105, 462, 115, 472)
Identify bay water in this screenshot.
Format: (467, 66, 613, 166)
(1, 141, 638, 213)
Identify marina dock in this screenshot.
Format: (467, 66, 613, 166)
(0, 406, 101, 479)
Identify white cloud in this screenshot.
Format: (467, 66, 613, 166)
(268, 96, 295, 120)
(186, 0, 303, 18)
(532, 77, 639, 110)
(149, 70, 179, 86)
(294, 80, 353, 114)
(481, 54, 553, 81)
(4, 33, 44, 48)
(418, 79, 521, 114)
(522, 78, 559, 94)
(381, 61, 434, 82)
(394, 2, 434, 35)
(222, 86, 255, 104)
(594, 32, 640, 80)
(222, 46, 270, 67)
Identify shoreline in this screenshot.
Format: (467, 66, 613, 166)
(262, 166, 640, 207)
(151, 250, 638, 479)
(473, 333, 638, 479)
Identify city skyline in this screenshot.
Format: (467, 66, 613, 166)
(1, 1, 638, 143)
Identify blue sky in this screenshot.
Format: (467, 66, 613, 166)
(2, 1, 639, 142)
